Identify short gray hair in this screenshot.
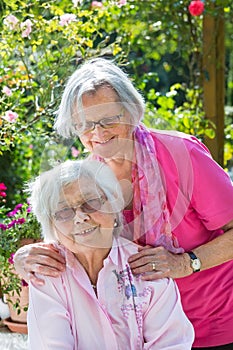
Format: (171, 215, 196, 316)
(27, 159, 125, 242)
(54, 58, 145, 138)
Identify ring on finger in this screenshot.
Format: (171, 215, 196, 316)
(151, 262, 156, 271)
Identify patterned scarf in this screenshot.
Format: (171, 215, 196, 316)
(131, 124, 183, 253)
(92, 123, 183, 253)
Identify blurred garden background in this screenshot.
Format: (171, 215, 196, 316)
(0, 0, 233, 209)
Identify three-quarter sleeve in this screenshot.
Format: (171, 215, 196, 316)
(143, 278, 194, 349)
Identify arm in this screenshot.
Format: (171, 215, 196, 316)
(28, 276, 74, 350)
(143, 278, 194, 349)
(129, 139, 233, 280)
(128, 219, 233, 280)
(14, 242, 66, 285)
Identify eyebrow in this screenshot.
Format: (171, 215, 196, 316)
(57, 192, 102, 205)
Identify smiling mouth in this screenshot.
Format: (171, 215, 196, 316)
(93, 137, 114, 144)
(74, 226, 97, 236)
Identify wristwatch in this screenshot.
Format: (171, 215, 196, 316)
(187, 251, 201, 272)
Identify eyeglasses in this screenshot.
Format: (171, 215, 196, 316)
(74, 110, 124, 134)
(53, 196, 106, 222)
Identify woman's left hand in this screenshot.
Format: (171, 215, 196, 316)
(128, 245, 192, 280)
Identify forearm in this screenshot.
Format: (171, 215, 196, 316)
(128, 221, 233, 280)
(13, 242, 66, 286)
(191, 226, 233, 272)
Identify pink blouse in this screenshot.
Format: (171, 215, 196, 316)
(28, 237, 194, 349)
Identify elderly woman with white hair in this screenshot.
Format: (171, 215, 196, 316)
(27, 159, 194, 350)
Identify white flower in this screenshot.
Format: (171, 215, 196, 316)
(59, 14, 77, 26)
(2, 86, 12, 97)
(2, 110, 19, 123)
(72, 0, 83, 6)
(3, 14, 19, 30)
(21, 19, 33, 38)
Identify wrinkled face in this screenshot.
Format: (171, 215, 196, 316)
(52, 178, 115, 252)
(73, 85, 134, 159)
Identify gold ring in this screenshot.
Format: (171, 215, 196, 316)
(151, 262, 156, 271)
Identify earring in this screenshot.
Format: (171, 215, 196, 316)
(113, 219, 118, 228)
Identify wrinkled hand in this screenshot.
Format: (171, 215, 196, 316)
(128, 245, 192, 280)
(14, 242, 66, 286)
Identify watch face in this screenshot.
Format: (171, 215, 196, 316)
(192, 258, 201, 270)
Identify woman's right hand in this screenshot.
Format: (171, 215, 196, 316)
(14, 242, 66, 286)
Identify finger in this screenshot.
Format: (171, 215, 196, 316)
(131, 261, 157, 275)
(128, 249, 157, 263)
(141, 269, 170, 281)
(28, 272, 45, 286)
(137, 245, 153, 251)
(129, 255, 156, 269)
(24, 256, 65, 276)
(29, 245, 66, 264)
(128, 246, 165, 263)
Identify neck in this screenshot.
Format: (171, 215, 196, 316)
(74, 246, 111, 285)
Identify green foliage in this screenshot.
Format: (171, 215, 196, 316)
(0, 187, 42, 310)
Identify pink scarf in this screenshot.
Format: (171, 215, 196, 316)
(92, 123, 183, 253)
(131, 124, 183, 253)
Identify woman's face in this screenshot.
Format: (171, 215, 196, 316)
(75, 86, 134, 159)
(53, 178, 115, 253)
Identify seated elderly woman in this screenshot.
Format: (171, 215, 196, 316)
(27, 159, 194, 350)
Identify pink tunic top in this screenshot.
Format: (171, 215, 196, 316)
(28, 237, 194, 349)
(125, 130, 233, 347)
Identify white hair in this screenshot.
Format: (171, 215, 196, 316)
(27, 159, 125, 242)
(54, 57, 145, 138)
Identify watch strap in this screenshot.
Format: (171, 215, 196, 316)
(187, 251, 197, 261)
(187, 251, 201, 272)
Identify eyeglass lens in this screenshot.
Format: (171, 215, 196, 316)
(54, 197, 104, 221)
(75, 111, 123, 134)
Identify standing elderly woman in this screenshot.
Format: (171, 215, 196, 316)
(14, 58, 233, 349)
(26, 159, 194, 349)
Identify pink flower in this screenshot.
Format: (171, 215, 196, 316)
(7, 220, 16, 229)
(188, 0, 204, 16)
(91, 1, 103, 9)
(118, 0, 127, 7)
(0, 183, 7, 197)
(59, 14, 77, 26)
(21, 19, 33, 38)
(0, 223, 7, 230)
(8, 253, 15, 265)
(0, 183, 7, 191)
(3, 14, 19, 30)
(16, 218, 26, 225)
(2, 86, 12, 96)
(2, 110, 18, 123)
(7, 211, 16, 217)
(71, 146, 80, 158)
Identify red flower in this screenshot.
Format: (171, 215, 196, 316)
(0, 182, 7, 198)
(8, 253, 15, 264)
(0, 183, 7, 191)
(188, 0, 204, 16)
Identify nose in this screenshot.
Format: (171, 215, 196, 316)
(91, 124, 106, 137)
(74, 209, 90, 223)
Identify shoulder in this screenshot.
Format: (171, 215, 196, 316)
(148, 128, 210, 155)
(113, 237, 141, 255)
